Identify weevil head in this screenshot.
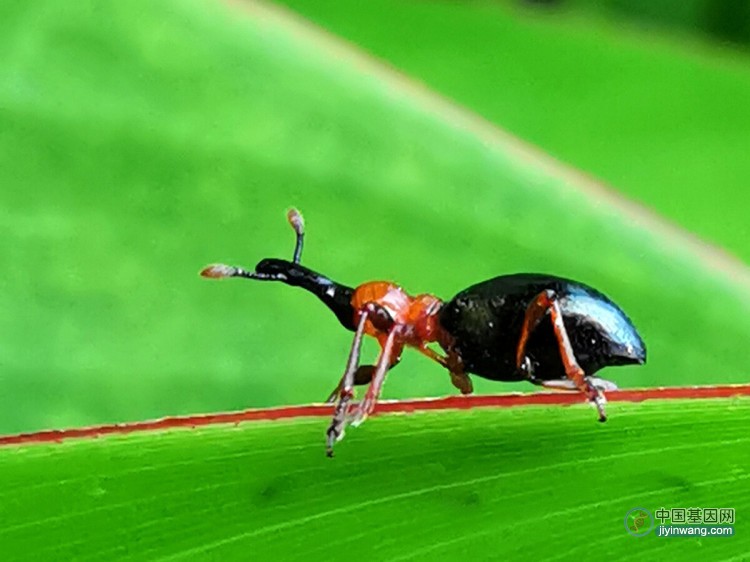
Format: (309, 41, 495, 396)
(254, 258, 293, 281)
(253, 258, 357, 331)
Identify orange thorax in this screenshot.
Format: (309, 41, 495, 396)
(350, 282, 443, 347)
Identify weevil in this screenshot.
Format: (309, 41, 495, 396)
(201, 209, 646, 456)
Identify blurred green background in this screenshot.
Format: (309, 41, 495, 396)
(1, 0, 750, 434)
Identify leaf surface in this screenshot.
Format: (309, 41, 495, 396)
(0, 399, 747, 560)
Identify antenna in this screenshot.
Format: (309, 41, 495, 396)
(287, 208, 305, 264)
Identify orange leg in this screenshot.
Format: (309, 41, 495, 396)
(326, 310, 370, 456)
(325, 301, 400, 404)
(417, 344, 447, 367)
(352, 327, 402, 425)
(325, 365, 389, 404)
(333, 334, 403, 405)
(416, 345, 472, 394)
(516, 290, 607, 422)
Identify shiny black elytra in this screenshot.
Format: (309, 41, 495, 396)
(441, 273, 646, 384)
(202, 209, 647, 456)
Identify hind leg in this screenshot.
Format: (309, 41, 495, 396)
(527, 376, 618, 393)
(516, 290, 608, 422)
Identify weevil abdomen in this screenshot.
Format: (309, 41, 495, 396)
(439, 273, 646, 382)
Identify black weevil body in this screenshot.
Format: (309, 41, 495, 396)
(202, 209, 646, 455)
(441, 273, 646, 384)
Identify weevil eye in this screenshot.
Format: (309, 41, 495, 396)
(365, 303, 395, 332)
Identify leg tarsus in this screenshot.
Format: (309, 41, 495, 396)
(325, 387, 352, 457)
(529, 377, 608, 422)
(450, 371, 473, 394)
(593, 392, 608, 423)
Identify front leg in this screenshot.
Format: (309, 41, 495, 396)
(324, 364, 396, 404)
(351, 326, 403, 426)
(326, 311, 369, 457)
(324, 301, 400, 404)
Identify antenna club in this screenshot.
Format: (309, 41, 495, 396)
(287, 208, 305, 235)
(200, 264, 237, 279)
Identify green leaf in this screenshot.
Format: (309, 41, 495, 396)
(0, 398, 747, 561)
(2, 0, 750, 434)
(276, 0, 750, 264)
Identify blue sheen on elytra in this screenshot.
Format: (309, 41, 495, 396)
(560, 290, 645, 358)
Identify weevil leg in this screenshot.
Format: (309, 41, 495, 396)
(351, 326, 401, 426)
(446, 350, 472, 395)
(516, 290, 608, 422)
(417, 346, 473, 395)
(325, 358, 403, 404)
(326, 311, 369, 457)
(324, 302, 400, 404)
(528, 376, 615, 394)
(515, 292, 555, 371)
(324, 300, 395, 404)
(325, 366, 376, 404)
(449, 369, 473, 395)
(416, 344, 448, 368)
(529, 378, 578, 391)
(587, 377, 618, 392)
(526, 361, 617, 393)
